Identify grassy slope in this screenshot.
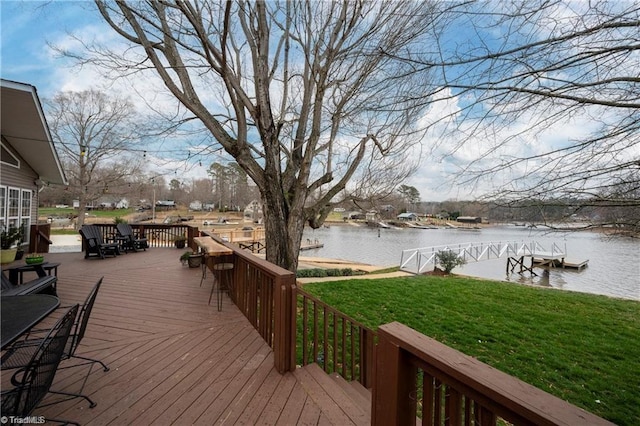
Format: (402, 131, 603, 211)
(302, 276, 640, 425)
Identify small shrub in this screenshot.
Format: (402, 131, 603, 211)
(435, 250, 466, 274)
(340, 268, 353, 276)
(114, 216, 128, 224)
(296, 267, 356, 278)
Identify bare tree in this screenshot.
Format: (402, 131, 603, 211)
(397, 1, 640, 232)
(45, 90, 143, 227)
(83, 1, 435, 270)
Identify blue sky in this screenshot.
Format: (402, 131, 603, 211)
(1, 1, 484, 201)
(0, 1, 609, 203)
(1, 2, 96, 94)
(1, 1, 220, 184)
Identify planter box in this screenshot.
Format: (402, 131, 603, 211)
(187, 255, 202, 268)
(1, 248, 17, 264)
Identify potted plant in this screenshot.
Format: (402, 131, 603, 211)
(1, 226, 23, 264)
(180, 250, 202, 268)
(173, 235, 187, 249)
(25, 253, 45, 265)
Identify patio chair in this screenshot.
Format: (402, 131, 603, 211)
(116, 223, 148, 252)
(2, 278, 109, 408)
(79, 225, 120, 259)
(1, 305, 80, 425)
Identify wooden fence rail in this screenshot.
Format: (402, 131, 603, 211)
(88, 223, 198, 249)
(215, 237, 297, 373)
(297, 288, 377, 388)
(373, 322, 614, 426)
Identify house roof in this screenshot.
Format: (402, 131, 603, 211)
(397, 212, 418, 218)
(1, 79, 67, 185)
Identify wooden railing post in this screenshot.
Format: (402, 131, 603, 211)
(361, 328, 375, 388)
(372, 326, 417, 426)
(273, 274, 297, 373)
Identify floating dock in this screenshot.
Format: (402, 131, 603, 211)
(533, 258, 589, 270)
(301, 239, 324, 251)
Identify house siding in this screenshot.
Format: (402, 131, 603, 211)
(1, 142, 39, 238)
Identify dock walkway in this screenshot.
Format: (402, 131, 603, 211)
(401, 240, 588, 275)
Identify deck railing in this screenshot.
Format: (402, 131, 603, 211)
(207, 234, 611, 425)
(373, 322, 613, 426)
(297, 288, 377, 388)
(214, 237, 297, 373)
(87, 223, 199, 249)
(207, 228, 266, 244)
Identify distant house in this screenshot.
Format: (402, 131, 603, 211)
(115, 198, 129, 209)
(244, 200, 263, 223)
(1, 79, 67, 247)
(397, 212, 419, 221)
(457, 216, 482, 224)
(189, 200, 203, 211)
(344, 211, 365, 220)
(155, 200, 176, 210)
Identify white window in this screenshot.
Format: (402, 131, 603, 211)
(7, 187, 19, 230)
(21, 190, 32, 243)
(0, 187, 5, 230)
(1, 186, 31, 245)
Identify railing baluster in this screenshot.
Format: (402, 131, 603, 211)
(422, 372, 435, 426)
(323, 306, 329, 372)
(302, 296, 309, 365)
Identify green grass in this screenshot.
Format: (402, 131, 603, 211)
(301, 275, 640, 425)
(39, 207, 134, 219)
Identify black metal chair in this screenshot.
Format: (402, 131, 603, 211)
(0, 305, 80, 425)
(116, 223, 148, 252)
(79, 225, 120, 259)
(62, 277, 110, 372)
(2, 278, 109, 408)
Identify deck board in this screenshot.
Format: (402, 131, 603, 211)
(2, 248, 369, 425)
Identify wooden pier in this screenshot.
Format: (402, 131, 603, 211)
(301, 239, 324, 251)
(508, 248, 589, 276)
(507, 247, 566, 276)
(533, 258, 589, 270)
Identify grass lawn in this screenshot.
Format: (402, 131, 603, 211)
(301, 275, 640, 425)
(39, 207, 134, 219)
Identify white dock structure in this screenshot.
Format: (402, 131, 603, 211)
(400, 240, 567, 275)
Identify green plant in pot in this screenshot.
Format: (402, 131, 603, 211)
(173, 235, 187, 249)
(25, 253, 45, 265)
(1, 226, 23, 264)
(180, 250, 202, 268)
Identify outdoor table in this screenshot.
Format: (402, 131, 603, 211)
(193, 237, 234, 257)
(193, 237, 234, 310)
(1, 294, 60, 350)
(3, 262, 61, 285)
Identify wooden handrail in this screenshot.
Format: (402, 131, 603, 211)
(204, 234, 297, 373)
(89, 223, 198, 248)
(297, 287, 377, 388)
(373, 322, 614, 426)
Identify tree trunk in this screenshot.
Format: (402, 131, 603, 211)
(261, 186, 305, 272)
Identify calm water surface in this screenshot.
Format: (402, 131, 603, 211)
(303, 224, 640, 301)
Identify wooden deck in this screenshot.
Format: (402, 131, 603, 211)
(2, 249, 371, 425)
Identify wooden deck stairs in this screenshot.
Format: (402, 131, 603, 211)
(293, 363, 371, 426)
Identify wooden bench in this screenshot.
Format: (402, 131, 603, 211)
(1, 272, 57, 296)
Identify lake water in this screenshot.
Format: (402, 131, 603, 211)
(303, 224, 640, 301)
